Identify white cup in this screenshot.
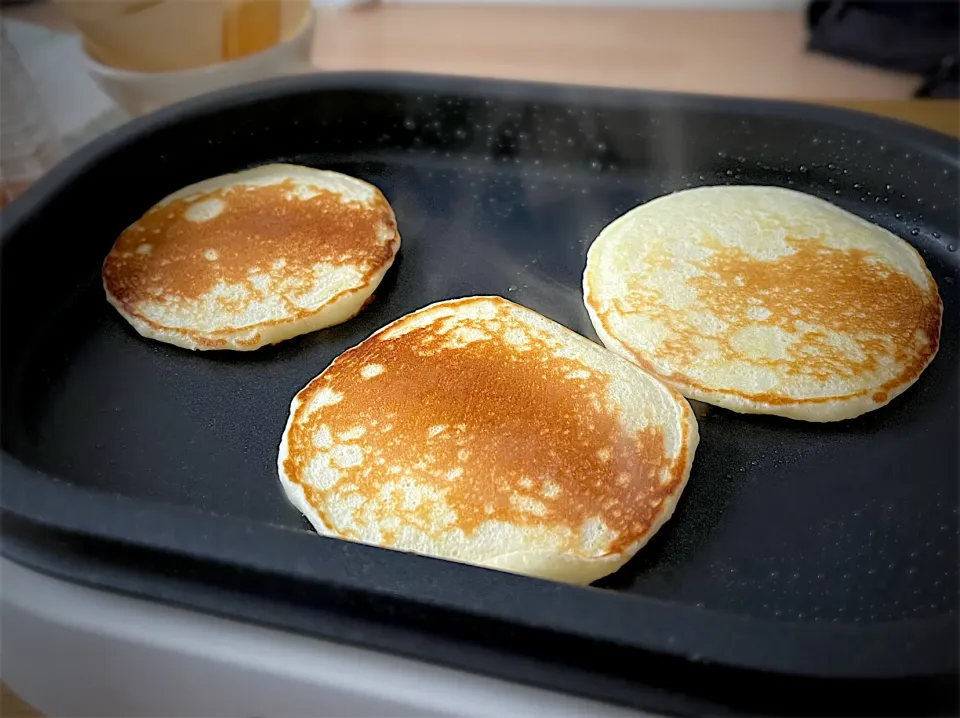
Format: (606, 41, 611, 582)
(82, 5, 316, 117)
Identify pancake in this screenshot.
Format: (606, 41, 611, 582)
(278, 296, 698, 584)
(102, 164, 400, 350)
(583, 185, 942, 422)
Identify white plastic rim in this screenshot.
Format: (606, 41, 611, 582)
(0, 558, 646, 717)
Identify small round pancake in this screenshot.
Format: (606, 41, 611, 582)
(583, 185, 942, 422)
(103, 164, 400, 350)
(278, 296, 698, 585)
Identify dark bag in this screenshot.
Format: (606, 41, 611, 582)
(807, 1, 959, 98)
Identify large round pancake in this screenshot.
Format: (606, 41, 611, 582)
(278, 296, 698, 585)
(583, 185, 943, 422)
(102, 164, 400, 350)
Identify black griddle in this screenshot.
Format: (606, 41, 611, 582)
(1, 73, 957, 715)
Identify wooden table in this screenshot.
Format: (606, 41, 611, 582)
(313, 5, 919, 98)
(0, 2, 956, 716)
(309, 5, 959, 136)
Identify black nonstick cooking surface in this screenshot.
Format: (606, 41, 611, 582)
(2, 73, 957, 715)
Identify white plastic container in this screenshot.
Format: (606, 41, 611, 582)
(81, 6, 316, 117)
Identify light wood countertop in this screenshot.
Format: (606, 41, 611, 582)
(313, 4, 919, 100)
(312, 4, 957, 136)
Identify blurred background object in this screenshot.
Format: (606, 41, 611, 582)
(55, 0, 314, 116)
(0, 21, 64, 207)
(0, 15, 125, 152)
(807, 1, 959, 99)
(80, 4, 315, 116)
(57, 0, 310, 72)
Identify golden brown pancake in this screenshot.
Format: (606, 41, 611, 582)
(103, 164, 400, 350)
(583, 185, 942, 421)
(278, 296, 698, 584)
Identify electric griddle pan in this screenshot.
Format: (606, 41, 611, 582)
(2, 73, 957, 715)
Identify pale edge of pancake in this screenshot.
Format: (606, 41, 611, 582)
(104, 257, 396, 351)
(277, 296, 700, 585)
(103, 164, 400, 351)
(583, 188, 943, 423)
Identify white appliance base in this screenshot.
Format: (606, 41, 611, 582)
(1, 558, 644, 717)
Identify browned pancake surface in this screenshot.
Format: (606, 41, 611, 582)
(605, 236, 941, 406)
(103, 180, 396, 331)
(282, 297, 691, 557)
